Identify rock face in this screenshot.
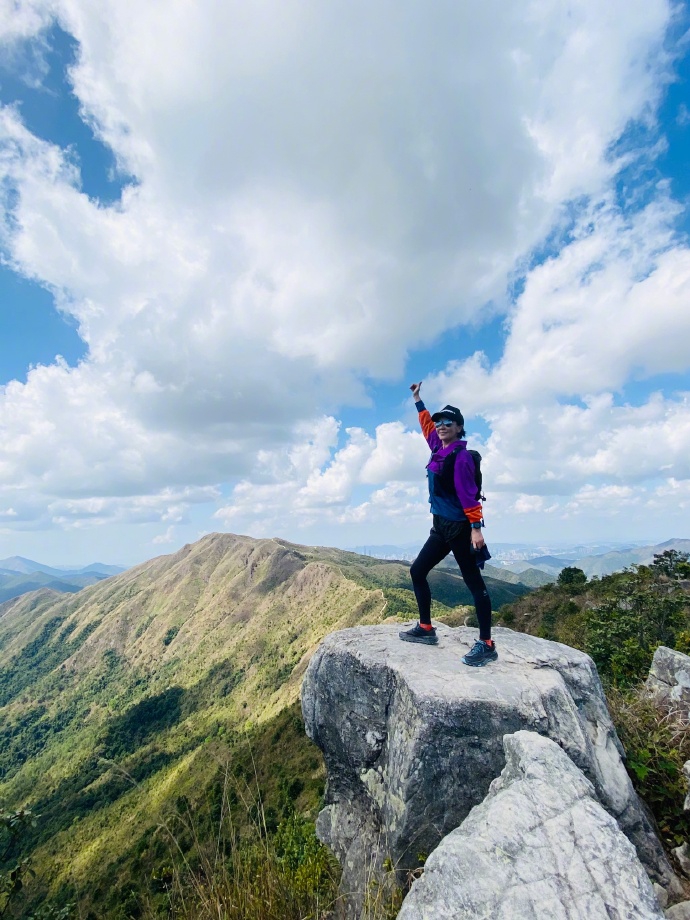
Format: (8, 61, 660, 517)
(302, 625, 678, 917)
(398, 731, 665, 920)
(647, 647, 690, 705)
(646, 646, 690, 815)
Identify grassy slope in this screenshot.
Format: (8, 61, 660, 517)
(1, 532, 516, 916)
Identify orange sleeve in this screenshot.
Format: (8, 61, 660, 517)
(463, 504, 483, 524)
(419, 408, 434, 438)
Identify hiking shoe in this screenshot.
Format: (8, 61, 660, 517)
(399, 623, 438, 645)
(462, 640, 498, 667)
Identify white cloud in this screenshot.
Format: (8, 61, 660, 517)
(0, 0, 51, 44)
(0, 0, 687, 549)
(426, 194, 690, 413)
(152, 525, 175, 545)
(359, 422, 429, 484)
(215, 423, 430, 531)
(511, 494, 560, 515)
(654, 477, 690, 509)
(417, 176, 690, 538)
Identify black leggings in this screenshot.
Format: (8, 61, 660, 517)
(410, 517, 492, 639)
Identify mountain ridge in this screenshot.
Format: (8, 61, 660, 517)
(2, 530, 688, 916)
(4, 531, 513, 912)
(0, 555, 126, 577)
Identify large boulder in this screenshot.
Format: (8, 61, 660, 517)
(302, 625, 679, 917)
(646, 647, 690, 705)
(398, 731, 665, 920)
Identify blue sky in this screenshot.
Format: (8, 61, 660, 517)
(1, 1, 689, 565)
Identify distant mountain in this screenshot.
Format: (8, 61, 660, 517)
(349, 540, 649, 567)
(511, 567, 556, 587)
(350, 542, 420, 560)
(0, 556, 65, 576)
(577, 538, 690, 577)
(0, 571, 91, 605)
(0, 557, 126, 603)
(0, 556, 126, 577)
(487, 540, 690, 578)
(438, 559, 555, 589)
(351, 538, 690, 582)
(73, 563, 125, 576)
(522, 555, 576, 572)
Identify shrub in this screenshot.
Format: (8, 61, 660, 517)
(142, 777, 339, 920)
(584, 570, 687, 687)
(607, 687, 690, 850)
(557, 567, 587, 588)
(1, 807, 36, 916)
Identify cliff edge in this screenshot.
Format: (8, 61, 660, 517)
(302, 624, 679, 918)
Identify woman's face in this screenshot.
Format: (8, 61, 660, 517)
(435, 419, 461, 445)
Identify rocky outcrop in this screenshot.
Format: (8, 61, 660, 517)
(302, 625, 679, 917)
(398, 731, 665, 920)
(646, 647, 690, 817)
(674, 843, 690, 878)
(646, 647, 690, 705)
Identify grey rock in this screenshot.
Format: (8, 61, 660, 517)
(684, 761, 690, 813)
(656, 885, 670, 909)
(301, 625, 680, 917)
(673, 843, 690, 878)
(647, 647, 690, 705)
(666, 903, 690, 920)
(398, 731, 665, 920)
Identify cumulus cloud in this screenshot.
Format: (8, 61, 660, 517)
(215, 421, 430, 533)
(426, 194, 690, 411)
(0, 0, 51, 44)
(417, 180, 690, 537)
(0, 0, 687, 548)
(152, 525, 175, 545)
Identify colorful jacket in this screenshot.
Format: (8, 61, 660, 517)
(416, 400, 483, 524)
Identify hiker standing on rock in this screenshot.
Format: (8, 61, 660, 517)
(399, 382, 497, 667)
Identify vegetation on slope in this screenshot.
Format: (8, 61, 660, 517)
(499, 549, 690, 850)
(4, 535, 688, 917)
(0, 533, 486, 918)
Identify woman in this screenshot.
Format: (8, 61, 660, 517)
(399, 381, 497, 667)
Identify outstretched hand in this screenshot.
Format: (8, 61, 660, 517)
(409, 381, 422, 401)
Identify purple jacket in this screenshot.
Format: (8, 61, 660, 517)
(417, 401, 483, 523)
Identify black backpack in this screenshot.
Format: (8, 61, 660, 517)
(435, 446, 485, 502)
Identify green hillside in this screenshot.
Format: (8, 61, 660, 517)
(0, 532, 508, 918)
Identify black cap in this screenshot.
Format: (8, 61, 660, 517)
(431, 405, 464, 426)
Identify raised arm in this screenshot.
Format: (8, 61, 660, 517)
(409, 381, 440, 450)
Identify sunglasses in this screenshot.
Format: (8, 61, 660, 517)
(434, 418, 456, 428)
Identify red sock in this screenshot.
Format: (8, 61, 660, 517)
(483, 639, 493, 647)
(419, 622, 433, 631)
